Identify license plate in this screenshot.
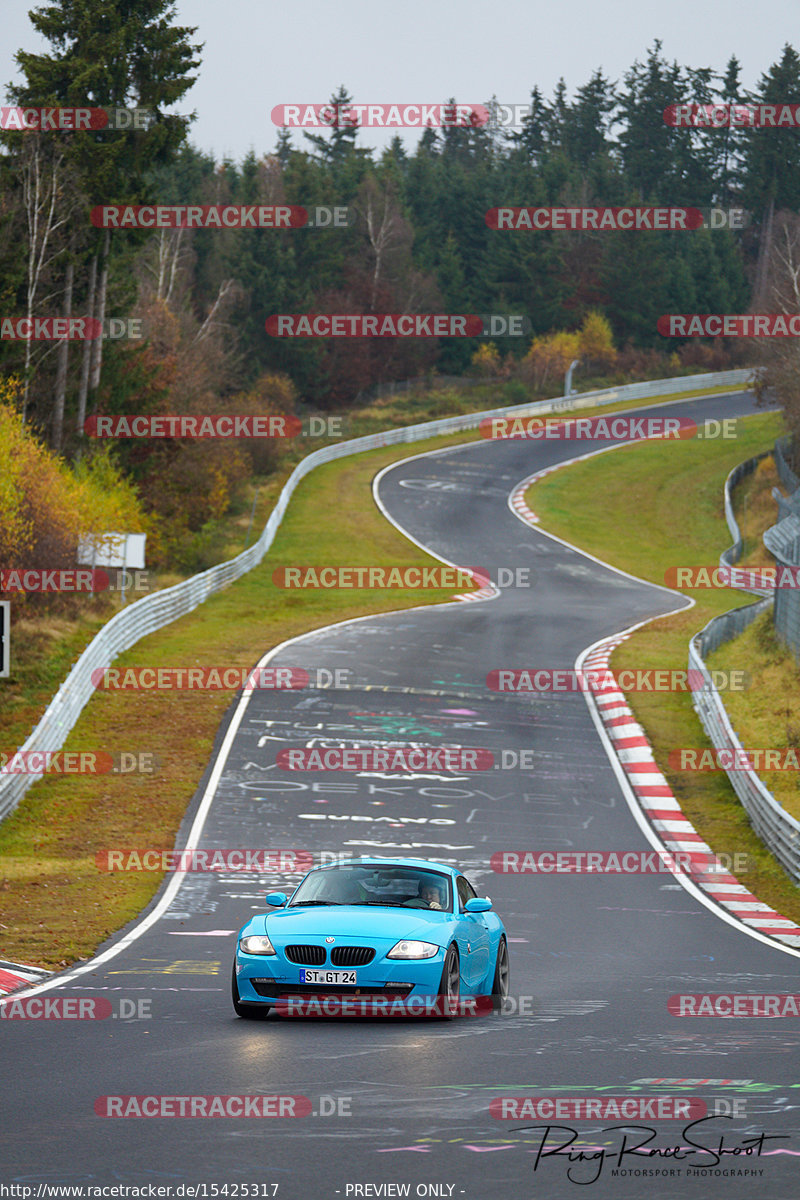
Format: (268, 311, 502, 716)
(300, 969, 357, 985)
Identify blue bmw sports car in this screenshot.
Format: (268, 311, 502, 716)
(231, 857, 509, 1018)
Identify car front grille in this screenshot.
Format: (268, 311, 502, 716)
(330, 946, 375, 967)
(251, 982, 413, 999)
(284, 945, 326, 965)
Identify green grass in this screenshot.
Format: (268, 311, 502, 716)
(707, 456, 800, 820)
(525, 409, 800, 921)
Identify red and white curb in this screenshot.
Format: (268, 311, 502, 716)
(510, 456, 800, 952)
(583, 636, 800, 948)
(456, 568, 499, 603)
(510, 467, 564, 525)
(0, 959, 51, 996)
(456, 583, 497, 603)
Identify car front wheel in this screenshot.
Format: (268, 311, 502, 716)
(437, 945, 460, 1019)
(491, 937, 510, 1010)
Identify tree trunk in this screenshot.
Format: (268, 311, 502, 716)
(19, 140, 69, 423)
(89, 230, 110, 393)
(52, 261, 73, 452)
(755, 197, 776, 307)
(77, 254, 97, 433)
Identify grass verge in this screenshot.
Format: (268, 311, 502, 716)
(525, 409, 800, 922)
(707, 453, 800, 820)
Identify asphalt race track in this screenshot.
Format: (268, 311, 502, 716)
(3, 390, 798, 1199)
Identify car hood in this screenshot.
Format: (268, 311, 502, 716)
(263, 905, 450, 944)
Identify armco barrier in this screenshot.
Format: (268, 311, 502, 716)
(764, 436, 800, 660)
(722, 454, 764, 564)
(689, 450, 800, 883)
(689, 624, 800, 881)
(0, 367, 754, 824)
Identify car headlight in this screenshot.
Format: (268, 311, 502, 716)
(239, 934, 276, 955)
(387, 940, 439, 960)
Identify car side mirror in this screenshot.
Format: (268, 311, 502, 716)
(266, 892, 287, 907)
(465, 897, 492, 913)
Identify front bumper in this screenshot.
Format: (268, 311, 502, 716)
(235, 943, 447, 1006)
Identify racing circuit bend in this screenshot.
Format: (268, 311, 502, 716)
(2, 388, 798, 1200)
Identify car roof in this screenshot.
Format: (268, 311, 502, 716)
(307, 856, 458, 877)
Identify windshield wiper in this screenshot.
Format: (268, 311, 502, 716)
(289, 900, 344, 907)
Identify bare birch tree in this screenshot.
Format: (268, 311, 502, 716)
(18, 137, 72, 421)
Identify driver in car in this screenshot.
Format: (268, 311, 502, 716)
(419, 881, 444, 910)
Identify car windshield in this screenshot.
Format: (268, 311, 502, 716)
(288, 865, 452, 912)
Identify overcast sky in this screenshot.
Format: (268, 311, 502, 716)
(3, 0, 798, 160)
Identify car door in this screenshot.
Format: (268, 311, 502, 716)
(454, 875, 491, 990)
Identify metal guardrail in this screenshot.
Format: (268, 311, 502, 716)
(0, 366, 755, 824)
(355, 366, 756, 407)
(763, 435, 800, 659)
(689, 451, 800, 883)
(719, 453, 771, 576)
(693, 595, 774, 659)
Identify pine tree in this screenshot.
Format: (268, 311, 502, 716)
(741, 44, 800, 212)
(563, 70, 617, 170)
(740, 45, 800, 302)
(303, 85, 371, 181)
(718, 56, 745, 207)
(618, 41, 695, 203)
(506, 87, 549, 165)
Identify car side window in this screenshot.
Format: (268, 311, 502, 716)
(457, 876, 477, 911)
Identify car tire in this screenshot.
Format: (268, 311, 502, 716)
(491, 937, 510, 1011)
(437, 944, 460, 1019)
(231, 961, 270, 1019)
